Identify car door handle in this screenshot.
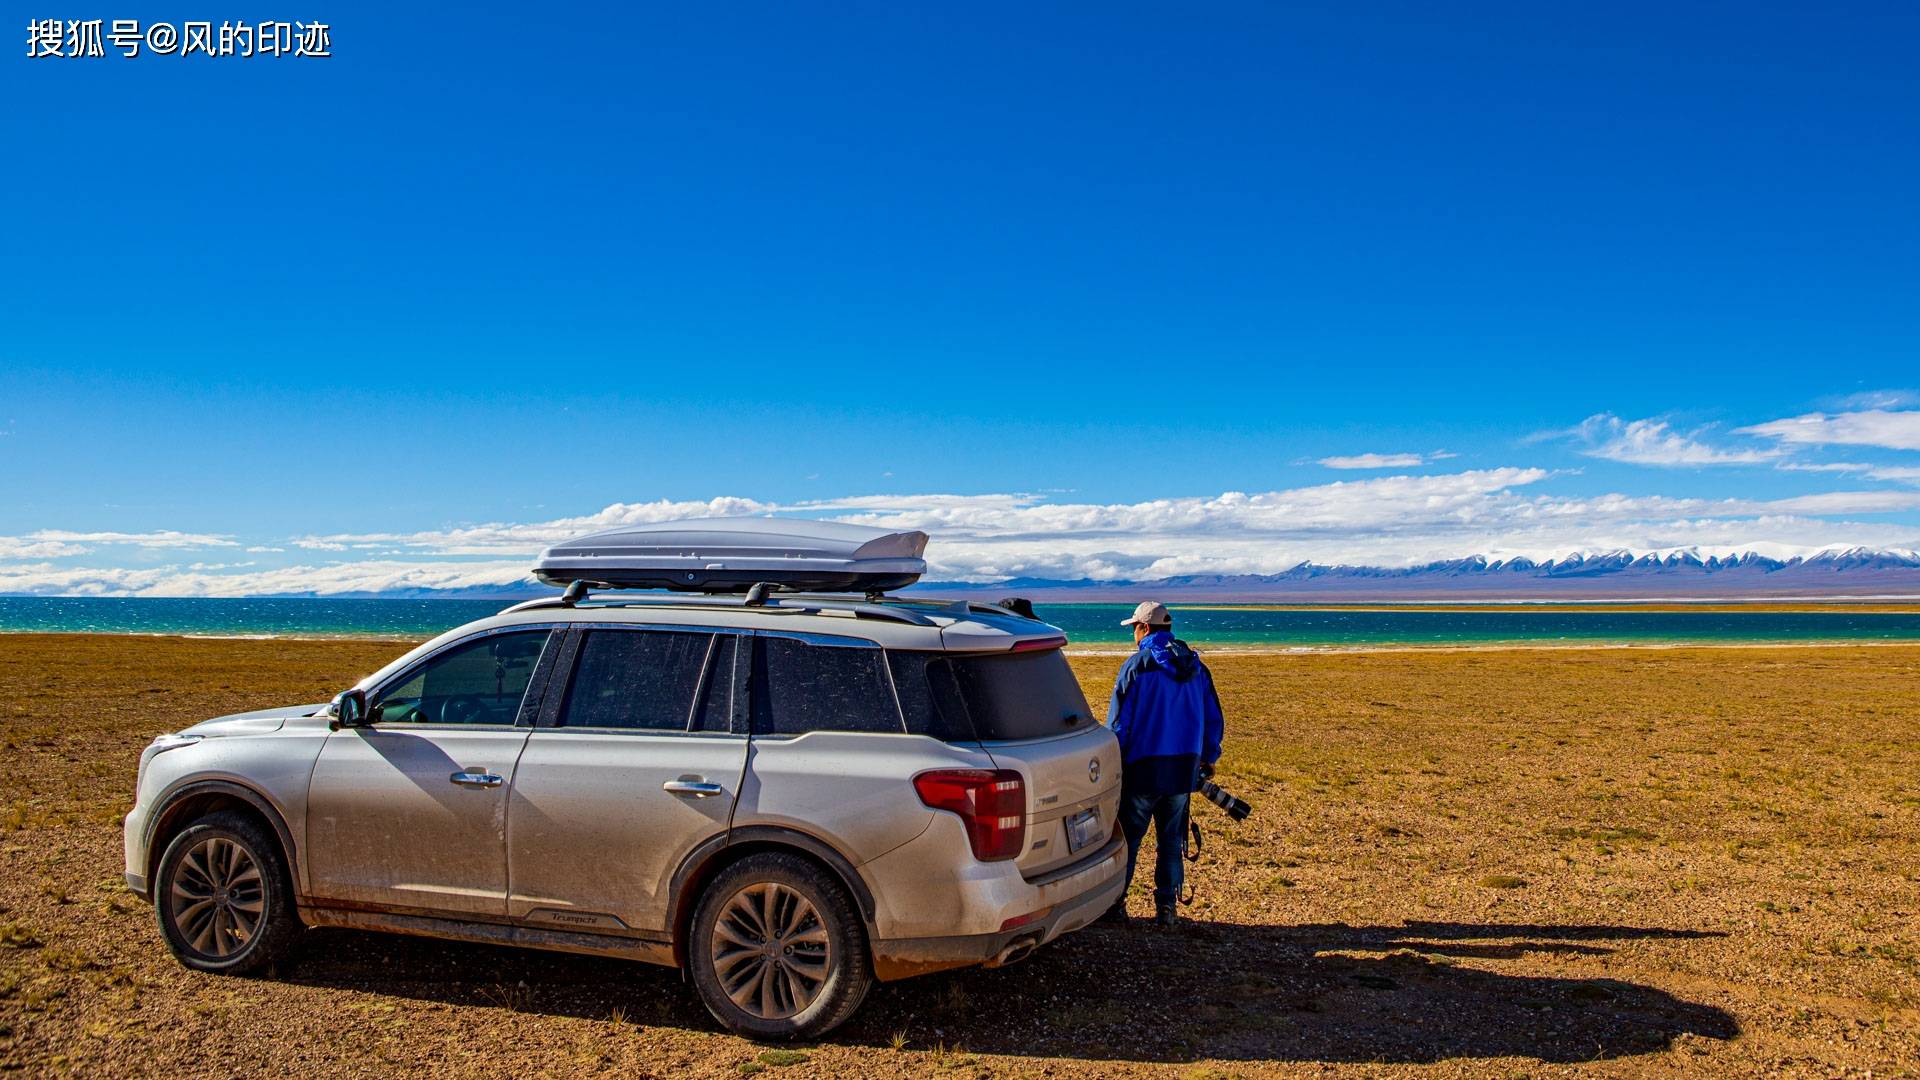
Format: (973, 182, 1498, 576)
(449, 770, 504, 788)
(662, 779, 724, 797)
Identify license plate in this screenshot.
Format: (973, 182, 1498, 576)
(1065, 808, 1102, 853)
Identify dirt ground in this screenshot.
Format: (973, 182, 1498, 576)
(1, 633, 1915, 1077)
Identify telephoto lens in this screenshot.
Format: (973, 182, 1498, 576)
(1197, 779, 1252, 821)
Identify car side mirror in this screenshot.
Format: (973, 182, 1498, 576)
(328, 688, 368, 730)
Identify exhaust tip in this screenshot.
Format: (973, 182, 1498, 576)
(987, 937, 1040, 968)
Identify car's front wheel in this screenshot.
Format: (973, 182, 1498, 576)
(688, 852, 872, 1040)
(154, 811, 300, 975)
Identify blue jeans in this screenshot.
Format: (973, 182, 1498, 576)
(1118, 791, 1190, 908)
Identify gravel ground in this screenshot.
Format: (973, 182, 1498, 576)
(1, 634, 1916, 1077)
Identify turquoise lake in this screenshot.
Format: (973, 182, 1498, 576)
(2, 596, 1919, 648)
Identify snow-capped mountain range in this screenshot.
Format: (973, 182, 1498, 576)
(913, 546, 1920, 601)
(316, 546, 1920, 601)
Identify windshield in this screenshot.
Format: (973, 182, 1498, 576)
(887, 648, 1094, 743)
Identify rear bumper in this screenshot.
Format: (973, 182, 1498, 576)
(869, 834, 1125, 981)
(125, 873, 149, 902)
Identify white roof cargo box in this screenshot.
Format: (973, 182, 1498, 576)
(533, 517, 929, 593)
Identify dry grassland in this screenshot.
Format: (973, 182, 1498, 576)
(1, 634, 1915, 1077)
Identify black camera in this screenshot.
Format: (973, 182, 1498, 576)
(1197, 779, 1252, 821)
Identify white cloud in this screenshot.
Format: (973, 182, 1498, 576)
(1737, 409, 1920, 452)
(1572, 415, 1780, 466)
(1829, 390, 1920, 410)
(0, 560, 532, 598)
(810, 471, 1553, 541)
(1763, 490, 1920, 515)
(7, 466, 1920, 594)
(1317, 452, 1428, 469)
(1779, 461, 1920, 485)
(291, 497, 779, 556)
(251, 473, 1917, 585)
(26, 529, 237, 549)
(0, 537, 91, 559)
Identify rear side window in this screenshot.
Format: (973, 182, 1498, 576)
(891, 648, 1093, 742)
(750, 636, 902, 735)
(559, 629, 715, 731)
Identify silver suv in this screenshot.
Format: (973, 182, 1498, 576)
(123, 556, 1123, 1039)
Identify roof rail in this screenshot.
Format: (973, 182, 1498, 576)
(496, 583, 940, 627)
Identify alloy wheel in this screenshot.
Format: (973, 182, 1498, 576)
(708, 881, 832, 1020)
(168, 836, 265, 959)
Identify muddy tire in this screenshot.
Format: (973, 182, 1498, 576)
(154, 811, 301, 975)
(688, 852, 871, 1040)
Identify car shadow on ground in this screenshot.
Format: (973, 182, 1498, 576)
(279, 917, 1737, 1065)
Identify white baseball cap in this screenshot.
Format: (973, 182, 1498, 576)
(1120, 600, 1171, 628)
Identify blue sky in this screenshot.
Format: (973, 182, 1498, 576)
(3, 4, 1919, 593)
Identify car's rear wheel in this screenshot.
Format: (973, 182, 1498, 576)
(154, 811, 300, 975)
(688, 852, 871, 1040)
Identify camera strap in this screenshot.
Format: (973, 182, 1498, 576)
(1179, 813, 1202, 905)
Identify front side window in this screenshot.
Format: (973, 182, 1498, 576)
(369, 629, 553, 726)
(750, 636, 901, 735)
(558, 629, 718, 731)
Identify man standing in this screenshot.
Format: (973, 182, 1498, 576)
(1102, 601, 1224, 928)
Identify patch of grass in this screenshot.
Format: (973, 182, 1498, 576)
(934, 980, 970, 1017)
(1861, 984, 1904, 1009)
(42, 944, 97, 971)
(1478, 874, 1528, 890)
(889, 1029, 910, 1052)
(1868, 942, 1918, 971)
(928, 1042, 975, 1070)
(480, 981, 532, 1012)
(0, 922, 42, 948)
(756, 1049, 809, 1067)
(21, 981, 66, 1009)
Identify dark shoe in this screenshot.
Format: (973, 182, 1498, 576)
(1153, 905, 1178, 929)
(1096, 899, 1130, 926)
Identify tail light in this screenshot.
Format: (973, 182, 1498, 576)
(1009, 636, 1067, 652)
(913, 769, 1026, 862)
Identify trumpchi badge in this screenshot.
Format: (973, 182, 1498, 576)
(1088, 758, 1101, 783)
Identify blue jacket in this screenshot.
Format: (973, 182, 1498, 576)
(1107, 631, 1225, 796)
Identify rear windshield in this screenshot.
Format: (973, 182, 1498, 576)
(888, 648, 1094, 743)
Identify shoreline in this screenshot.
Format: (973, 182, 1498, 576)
(1068, 638, 1920, 656)
(6, 629, 1920, 655)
